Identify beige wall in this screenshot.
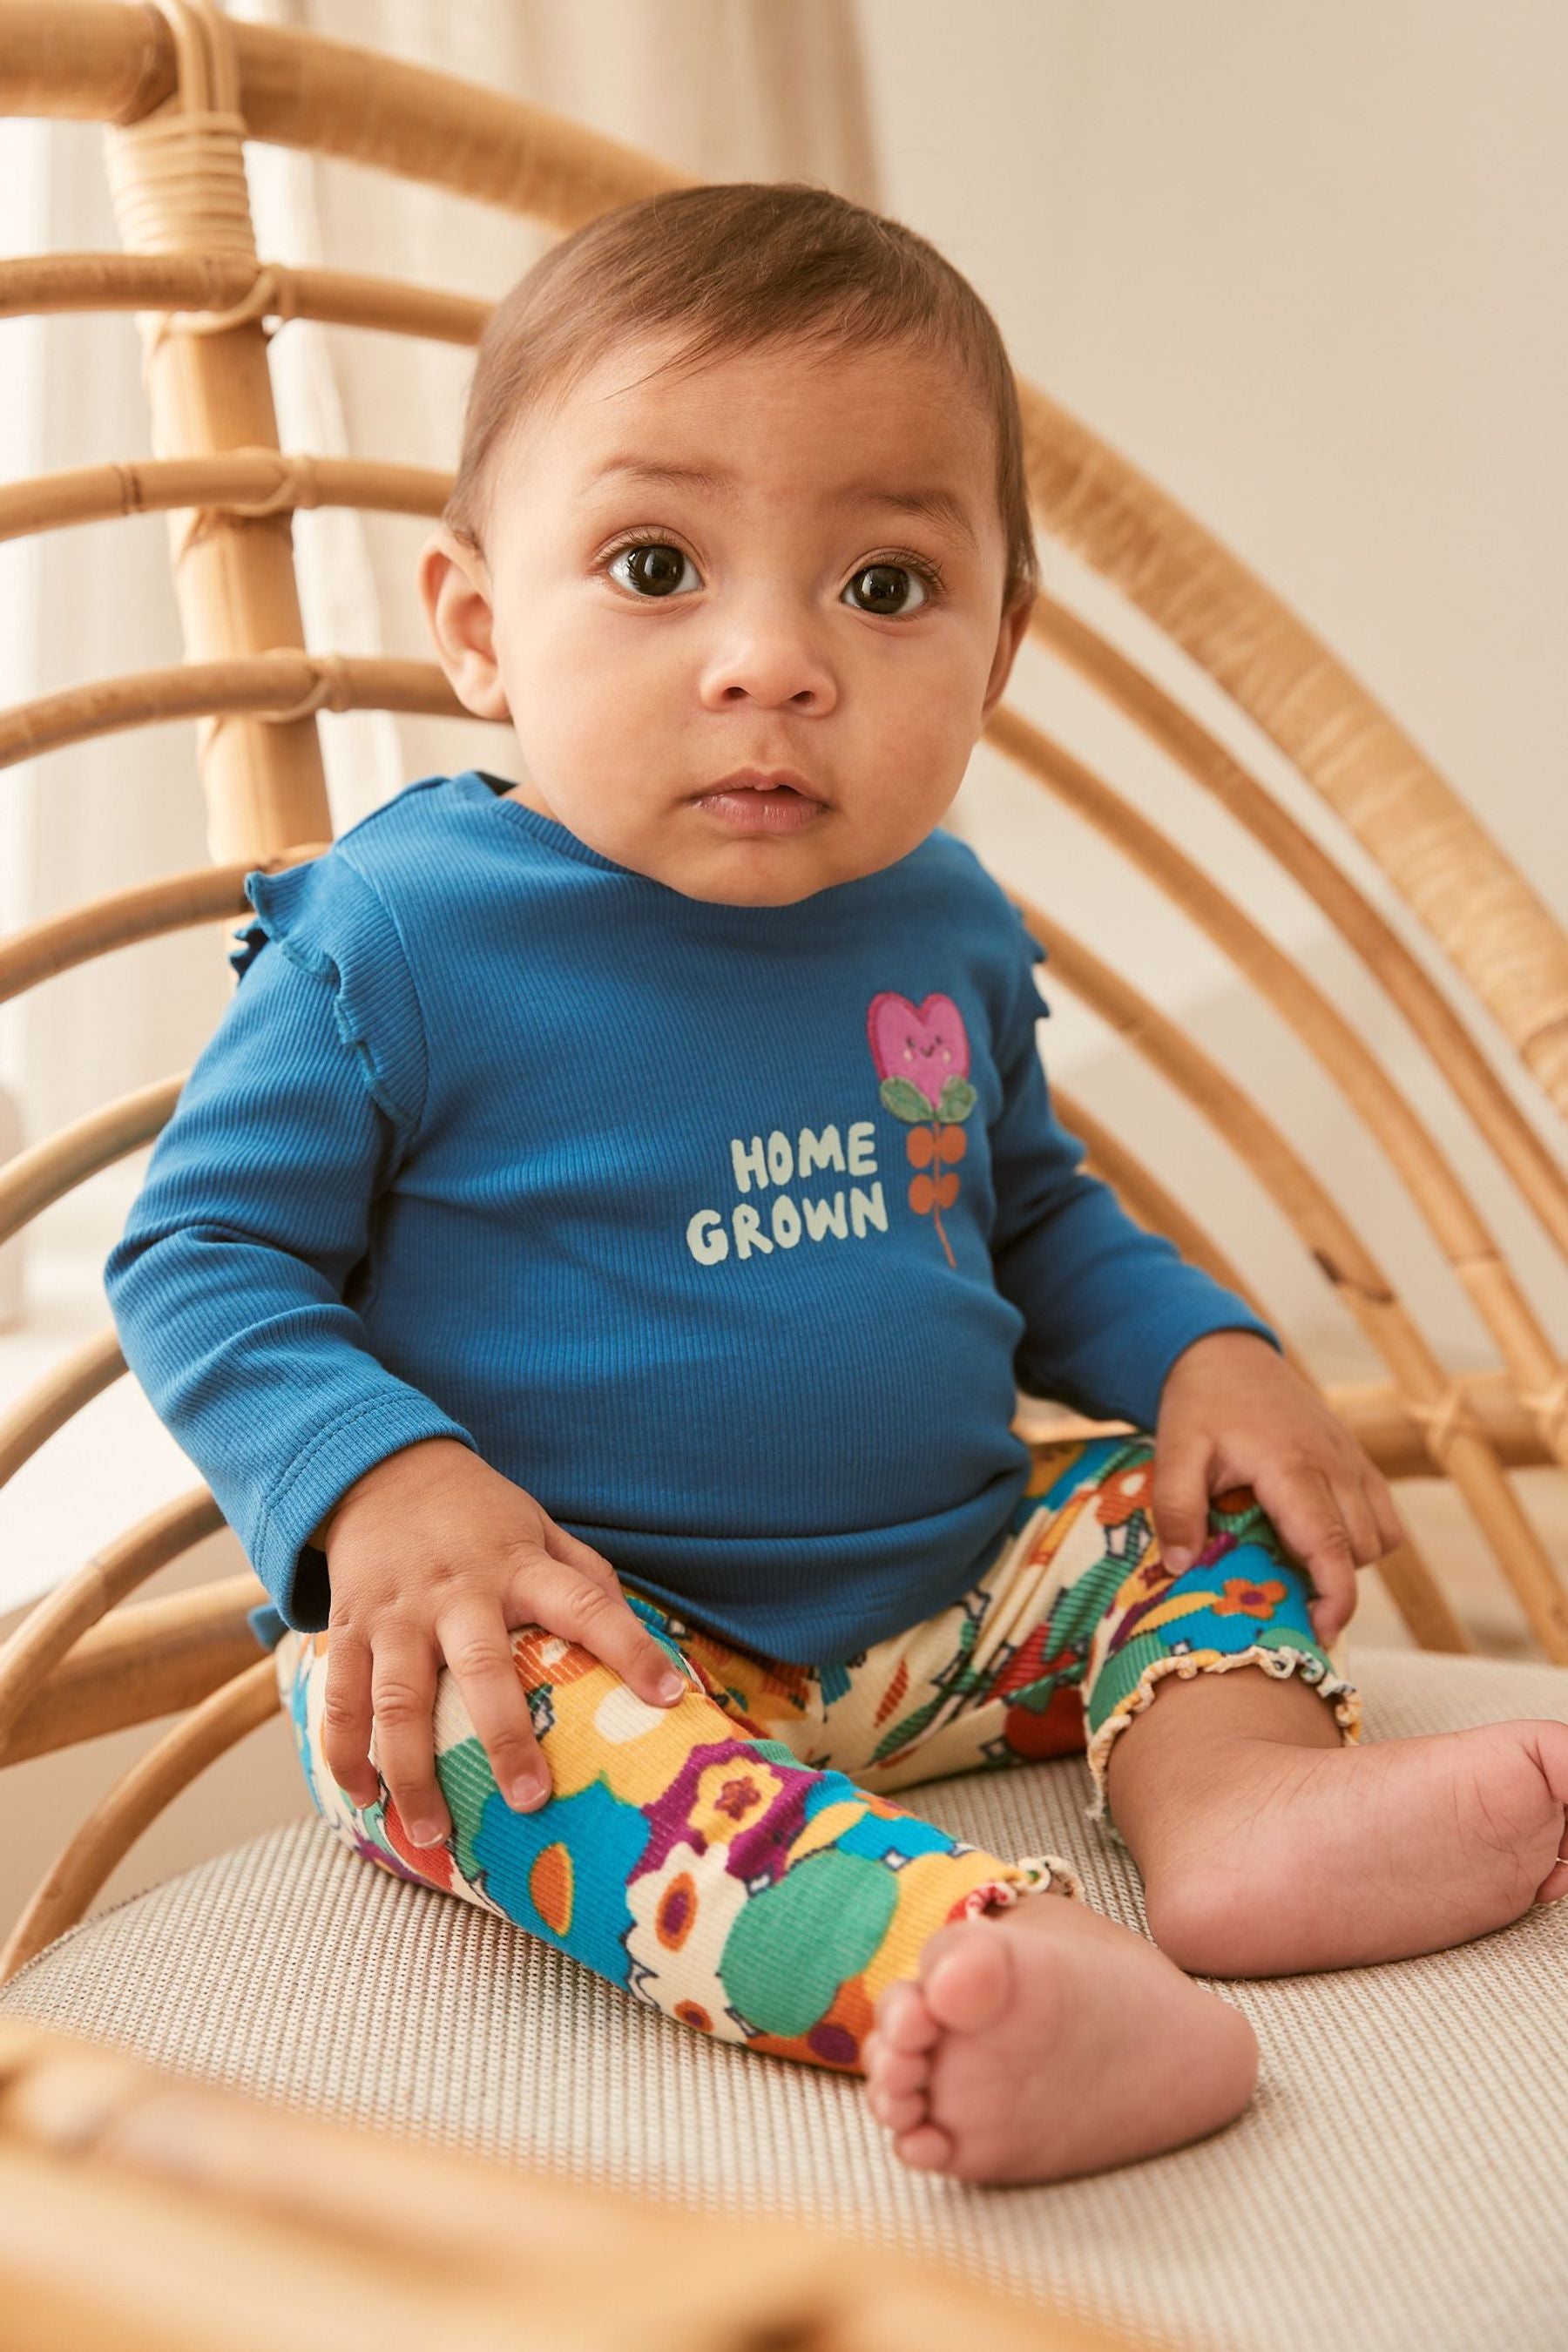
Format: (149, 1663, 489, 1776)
(860, 0, 1567, 906)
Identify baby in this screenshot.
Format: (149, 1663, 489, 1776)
(105, 181, 1568, 2187)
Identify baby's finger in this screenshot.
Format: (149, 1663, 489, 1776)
(368, 1635, 448, 1847)
(1313, 1483, 1380, 1639)
(320, 1625, 380, 1808)
(1340, 1483, 1382, 1574)
(1256, 1461, 1358, 1634)
(1147, 1430, 1213, 1578)
(541, 1518, 621, 1597)
(1369, 1474, 1407, 1559)
(531, 1558, 686, 1708)
(1310, 1583, 1357, 1647)
(437, 1603, 552, 1814)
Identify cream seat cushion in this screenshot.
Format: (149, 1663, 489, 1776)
(3, 1647, 1565, 2352)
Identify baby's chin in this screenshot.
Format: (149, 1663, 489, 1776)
(654, 854, 846, 909)
(609, 808, 853, 906)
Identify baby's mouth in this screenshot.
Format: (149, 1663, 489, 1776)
(697, 767, 824, 803)
(692, 777, 826, 833)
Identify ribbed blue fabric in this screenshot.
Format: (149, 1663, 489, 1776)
(103, 771, 1280, 1663)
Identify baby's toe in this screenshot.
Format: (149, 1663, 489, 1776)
(873, 2087, 929, 2135)
(871, 2047, 930, 2099)
(893, 2119, 956, 2172)
(862, 2018, 931, 2137)
(921, 1923, 1015, 2038)
(875, 1977, 941, 2055)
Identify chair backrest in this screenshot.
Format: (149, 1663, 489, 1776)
(1, 0, 1565, 1983)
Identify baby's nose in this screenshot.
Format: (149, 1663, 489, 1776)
(698, 619, 836, 713)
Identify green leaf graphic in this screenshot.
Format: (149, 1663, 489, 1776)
(936, 1078, 977, 1124)
(879, 1075, 936, 1123)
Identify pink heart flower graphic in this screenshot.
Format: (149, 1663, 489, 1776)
(865, 992, 970, 1112)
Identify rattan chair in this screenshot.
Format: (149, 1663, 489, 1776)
(0, 2017, 1119, 2352)
(1, 8, 1565, 2351)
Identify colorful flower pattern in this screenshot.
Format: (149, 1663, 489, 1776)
(274, 1431, 1360, 2078)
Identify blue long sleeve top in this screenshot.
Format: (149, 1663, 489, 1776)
(103, 770, 1281, 1664)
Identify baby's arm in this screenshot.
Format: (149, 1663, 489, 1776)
(104, 935, 474, 1625)
(105, 931, 679, 1835)
(988, 968, 1281, 1431)
(987, 954, 1402, 1633)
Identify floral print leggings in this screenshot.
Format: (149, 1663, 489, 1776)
(273, 1431, 1362, 2077)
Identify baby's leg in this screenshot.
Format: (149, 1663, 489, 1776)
(274, 1600, 1256, 2185)
(1093, 1486, 1568, 1977)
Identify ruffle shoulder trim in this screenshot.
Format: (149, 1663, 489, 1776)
(228, 850, 428, 1135)
(937, 832, 1054, 1032)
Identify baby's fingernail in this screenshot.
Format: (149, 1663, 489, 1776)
(658, 1672, 686, 1704)
(510, 1774, 549, 1810)
(1164, 1547, 1193, 1576)
(409, 1817, 445, 1846)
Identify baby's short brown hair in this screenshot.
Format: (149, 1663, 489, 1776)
(443, 180, 1038, 616)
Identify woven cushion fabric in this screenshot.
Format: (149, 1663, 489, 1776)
(4, 1646, 1566, 2352)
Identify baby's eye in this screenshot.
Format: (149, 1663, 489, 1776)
(606, 540, 700, 599)
(842, 563, 936, 618)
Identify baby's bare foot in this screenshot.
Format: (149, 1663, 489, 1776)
(861, 1895, 1257, 2185)
(1139, 1717, 1568, 1978)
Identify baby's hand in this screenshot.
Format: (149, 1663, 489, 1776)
(310, 1438, 686, 1845)
(1151, 1331, 1407, 1646)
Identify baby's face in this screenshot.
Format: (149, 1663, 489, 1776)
(420, 331, 1031, 904)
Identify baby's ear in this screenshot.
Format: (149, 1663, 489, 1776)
(978, 591, 1033, 723)
(416, 526, 510, 722)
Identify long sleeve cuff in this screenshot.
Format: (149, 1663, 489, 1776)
(249, 1390, 478, 1635)
(1098, 1294, 1283, 1436)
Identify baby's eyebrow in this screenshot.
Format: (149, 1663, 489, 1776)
(585, 456, 980, 554)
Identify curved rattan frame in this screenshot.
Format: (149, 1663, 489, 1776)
(1023, 592, 1568, 1262)
(0, 448, 454, 540)
(0, 247, 489, 341)
(0, 0, 1564, 1980)
(0, 2022, 1119, 2352)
